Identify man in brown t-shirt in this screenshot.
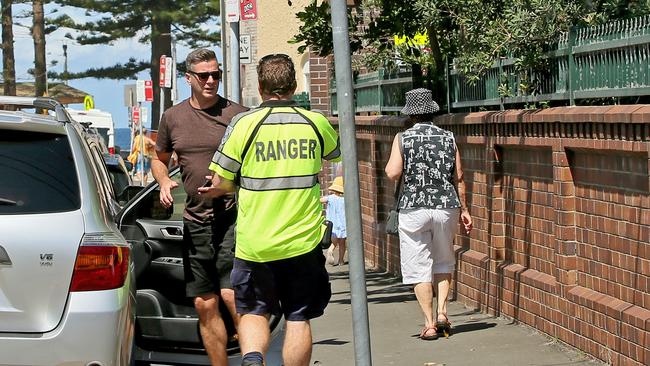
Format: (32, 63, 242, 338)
(152, 48, 248, 365)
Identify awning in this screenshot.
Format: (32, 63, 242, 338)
(0, 82, 90, 104)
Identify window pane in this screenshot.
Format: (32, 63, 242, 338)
(0, 130, 81, 214)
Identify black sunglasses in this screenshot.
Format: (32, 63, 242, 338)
(260, 53, 291, 63)
(188, 70, 222, 81)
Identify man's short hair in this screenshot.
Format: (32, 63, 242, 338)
(186, 48, 217, 71)
(257, 54, 297, 97)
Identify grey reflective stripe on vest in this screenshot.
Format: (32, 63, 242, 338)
(323, 137, 341, 160)
(261, 112, 310, 125)
(212, 151, 241, 173)
(240, 174, 318, 191)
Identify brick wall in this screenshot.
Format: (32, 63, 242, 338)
(327, 106, 650, 366)
(309, 52, 332, 116)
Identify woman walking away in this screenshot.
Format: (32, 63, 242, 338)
(385, 88, 472, 341)
(321, 176, 347, 266)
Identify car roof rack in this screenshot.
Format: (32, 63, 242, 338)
(0, 96, 71, 123)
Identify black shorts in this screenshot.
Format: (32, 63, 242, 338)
(182, 207, 236, 298)
(230, 245, 331, 321)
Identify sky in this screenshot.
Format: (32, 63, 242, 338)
(11, 3, 223, 129)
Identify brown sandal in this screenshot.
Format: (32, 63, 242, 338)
(435, 314, 451, 338)
(419, 325, 438, 340)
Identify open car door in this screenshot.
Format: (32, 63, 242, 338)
(116, 167, 282, 365)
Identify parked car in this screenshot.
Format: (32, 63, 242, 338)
(0, 97, 283, 366)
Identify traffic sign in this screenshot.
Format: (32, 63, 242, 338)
(226, 0, 239, 22)
(240, 0, 257, 20)
(84, 95, 94, 110)
(141, 107, 148, 124)
(164, 57, 173, 88)
(240, 35, 251, 64)
(159, 55, 167, 87)
(132, 106, 140, 124)
(136, 80, 145, 102)
(144, 80, 154, 102)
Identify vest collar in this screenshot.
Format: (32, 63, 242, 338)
(260, 99, 299, 107)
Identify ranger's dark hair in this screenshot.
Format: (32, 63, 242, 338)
(257, 54, 297, 97)
(186, 48, 217, 71)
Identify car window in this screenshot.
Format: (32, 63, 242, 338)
(169, 171, 185, 221)
(0, 130, 81, 214)
(89, 143, 115, 202)
(120, 168, 186, 224)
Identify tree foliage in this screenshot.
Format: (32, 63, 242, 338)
(46, 0, 222, 127)
(292, 0, 650, 95)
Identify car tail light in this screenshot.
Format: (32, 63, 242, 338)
(70, 233, 129, 292)
(108, 147, 115, 154)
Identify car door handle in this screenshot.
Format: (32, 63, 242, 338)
(160, 227, 183, 240)
(0, 246, 12, 265)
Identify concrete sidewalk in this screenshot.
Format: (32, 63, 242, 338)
(311, 264, 606, 366)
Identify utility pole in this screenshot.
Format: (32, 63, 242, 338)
(229, 20, 240, 103)
(62, 44, 68, 85)
(220, 0, 228, 99)
(330, 1, 372, 365)
(223, 0, 240, 103)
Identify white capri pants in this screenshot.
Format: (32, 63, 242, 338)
(398, 207, 459, 284)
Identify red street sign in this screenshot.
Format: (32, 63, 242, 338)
(240, 0, 257, 20)
(159, 55, 167, 87)
(144, 80, 154, 102)
(132, 107, 140, 124)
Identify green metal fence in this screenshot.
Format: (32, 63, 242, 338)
(452, 14, 650, 109)
(292, 92, 311, 110)
(330, 67, 412, 115)
(329, 15, 650, 115)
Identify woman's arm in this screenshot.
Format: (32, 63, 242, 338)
(455, 148, 473, 234)
(385, 134, 403, 181)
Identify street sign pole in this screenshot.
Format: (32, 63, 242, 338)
(330, 1, 372, 365)
(226, 0, 241, 103)
(159, 55, 167, 125)
(220, 0, 229, 100)
(138, 102, 145, 186)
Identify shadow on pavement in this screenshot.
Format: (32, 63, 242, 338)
(312, 338, 350, 346)
(452, 321, 497, 335)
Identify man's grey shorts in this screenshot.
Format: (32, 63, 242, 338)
(398, 207, 460, 284)
(182, 207, 236, 297)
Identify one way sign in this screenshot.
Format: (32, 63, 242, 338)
(240, 35, 251, 64)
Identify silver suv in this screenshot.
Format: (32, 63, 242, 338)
(0, 97, 283, 366)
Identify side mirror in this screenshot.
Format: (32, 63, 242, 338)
(124, 161, 133, 172)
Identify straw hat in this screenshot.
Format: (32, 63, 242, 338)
(328, 176, 344, 194)
(400, 88, 440, 115)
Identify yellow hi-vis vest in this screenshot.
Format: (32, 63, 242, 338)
(209, 100, 341, 262)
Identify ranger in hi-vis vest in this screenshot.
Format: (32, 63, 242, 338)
(200, 53, 341, 366)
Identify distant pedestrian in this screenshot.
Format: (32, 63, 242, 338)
(202, 53, 341, 366)
(152, 48, 248, 365)
(131, 128, 156, 184)
(321, 176, 347, 266)
(385, 88, 473, 340)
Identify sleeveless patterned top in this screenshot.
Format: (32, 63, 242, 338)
(398, 123, 461, 210)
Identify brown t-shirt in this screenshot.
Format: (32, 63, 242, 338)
(156, 97, 248, 223)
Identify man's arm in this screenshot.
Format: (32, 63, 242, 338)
(152, 150, 178, 208)
(197, 174, 236, 198)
